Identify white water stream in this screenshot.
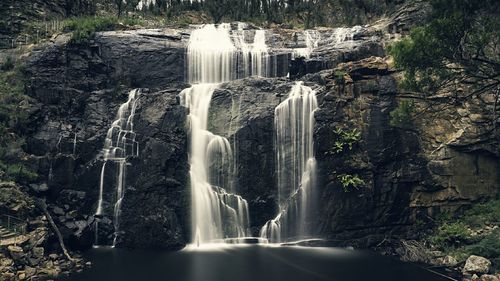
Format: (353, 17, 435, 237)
(95, 89, 140, 246)
(182, 23, 275, 246)
(260, 82, 318, 243)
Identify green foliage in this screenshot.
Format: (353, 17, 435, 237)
(427, 200, 500, 267)
(388, 0, 499, 96)
(64, 16, 145, 43)
(65, 17, 121, 43)
(331, 128, 361, 154)
(462, 200, 500, 228)
(0, 63, 29, 133)
(117, 0, 402, 27)
(0, 162, 37, 183)
(429, 222, 471, 249)
(389, 100, 414, 128)
(0, 60, 36, 184)
(463, 229, 500, 262)
(337, 174, 365, 192)
(333, 70, 347, 82)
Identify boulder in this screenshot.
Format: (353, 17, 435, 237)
(480, 275, 500, 281)
(463, 255, 492, 274)
(7, 246, 25, 262)
(433, 255, 458, 267)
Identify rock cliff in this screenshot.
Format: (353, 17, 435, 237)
(20, 16, 499, 250)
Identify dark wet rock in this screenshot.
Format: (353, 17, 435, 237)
(209, 77, 291, 234)
(20, 18, 500, 254)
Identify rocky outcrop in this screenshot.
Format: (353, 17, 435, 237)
(312, 56, 499, 245)
(208, 78, 291, 233)
(23, 30, 189, 249)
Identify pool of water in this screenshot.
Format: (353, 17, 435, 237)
(61, 245, 450, 281)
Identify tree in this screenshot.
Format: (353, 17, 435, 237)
(205, 0, 231, 23)
(389, 0, 500, 133)
(115, 0, 125, 17)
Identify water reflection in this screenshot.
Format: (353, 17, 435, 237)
(61, 245, 451, 281)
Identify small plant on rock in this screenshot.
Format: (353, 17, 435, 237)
(337, 173, 365, 192)
(331, 128, 361, 154)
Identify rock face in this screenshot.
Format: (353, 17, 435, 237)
(24, 30, 189, 249)
(22, 19, 500, 250)
(208, 78, 291, 233)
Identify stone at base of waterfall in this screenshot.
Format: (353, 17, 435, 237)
(463, 255, 492, 275)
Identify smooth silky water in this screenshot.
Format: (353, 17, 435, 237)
(61, 245, 450, 281)
(80, 24, 450, 281)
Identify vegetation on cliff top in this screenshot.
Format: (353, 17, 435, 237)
(115, 0, 402, 27)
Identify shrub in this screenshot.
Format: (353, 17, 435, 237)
(429, 222, 471, 249)
(2, 163, 37, 183)
(333, 70, 347, 83)
(389, 100, 414, 128)
(462, 200, 500, 228)
(331, 128, 361, 154)
(463, 229, 500, 260)
(65, 17, 120, 43)
(338, 174, 365, 192)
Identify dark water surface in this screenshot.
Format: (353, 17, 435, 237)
(61, 245, 450, 281)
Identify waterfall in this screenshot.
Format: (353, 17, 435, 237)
(260, 82, 318, 243)
(250, 30, 269, 77)
(236, 24, 270, 78)
(293, 30, 321, 59)
(183, 24, 260, 246)
(95, 89, 140, 246)
(187, 23, 236, 84)
(329, 26, 362, 45)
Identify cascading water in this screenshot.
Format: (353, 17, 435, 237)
(293, 30, 321, 59)
(260, 81, 318, 243)
(236, 23, 270, 78)
(329, 26, 362, 45)
(249, 30, 269, 77)
(182, 23, 270, 246)
(95, 89, 140, 246)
